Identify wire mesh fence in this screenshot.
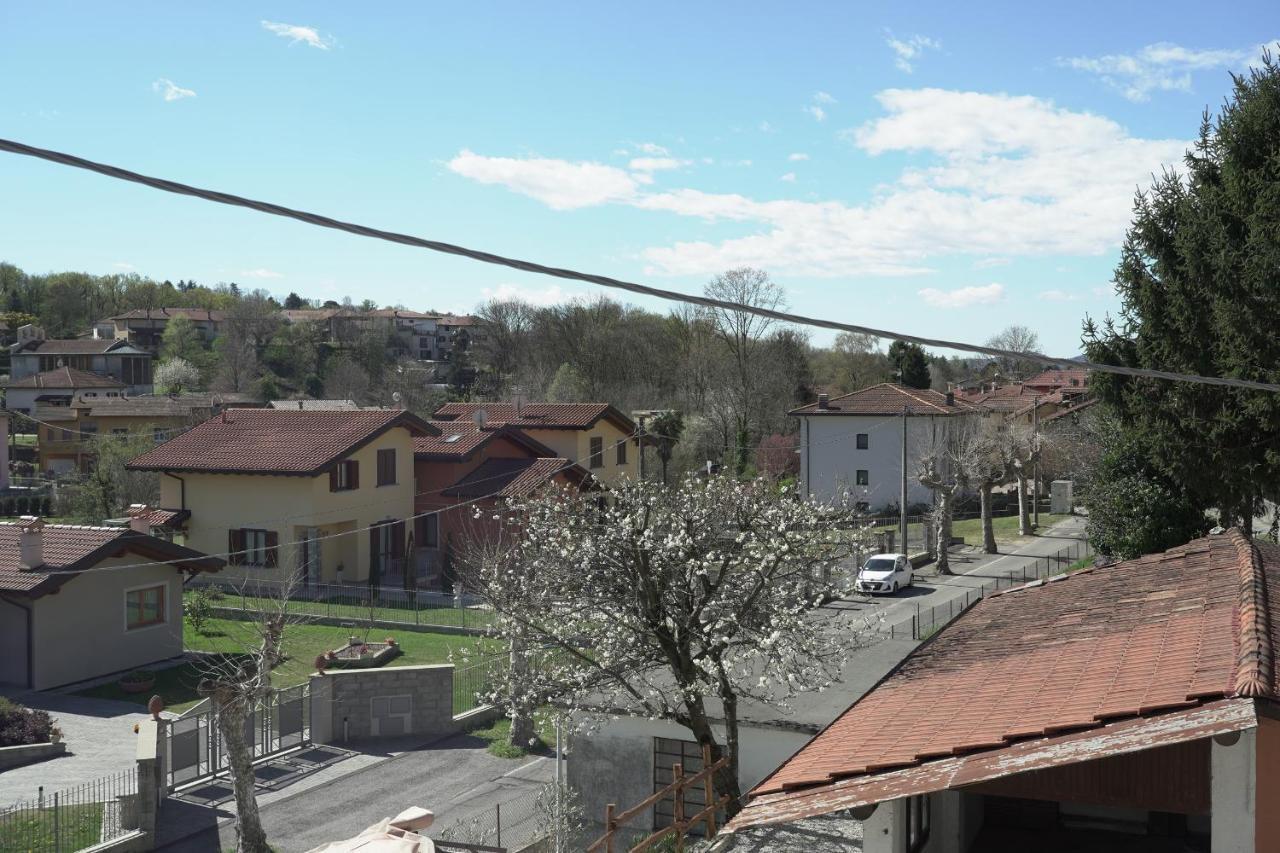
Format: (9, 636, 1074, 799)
(0, 767, 139, 852)
(432, 781, 548, 853)
(452, 657, 509, 717)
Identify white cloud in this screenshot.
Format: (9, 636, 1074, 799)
(241, 268, 284, 279)
(758, 121, 776, 133)
(972, 257, 1011, 269)
(261, 20, 335, 50)
(113, 262, 136, 271)
(1038, 289, 1080, 302)
(918, 283, 1005, 308)
(804, 105, 826, 122)
(481, 283, 569, 306)
(628, 157, 689, 172)
(788, 152, 810, 161)
(885, 32, 940, 73)
(1060, 40, 1274, 101)
(449, 88, 1188, 278)
(152, 78, 195, 101)
(780, 172, 797, 182)
(813, 91, 837, 104)
(635, 142, 669, 155)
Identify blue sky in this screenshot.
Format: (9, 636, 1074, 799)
(0, 3, 1275, 357)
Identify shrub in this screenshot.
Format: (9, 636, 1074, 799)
(0, 697, 54, 746)
(187, 587, 216, 635)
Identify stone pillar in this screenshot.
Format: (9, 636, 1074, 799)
(1212, 727, 1257, 853)
(134, 719, 164, 842)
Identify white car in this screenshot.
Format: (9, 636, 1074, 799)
(856, 553, 914, 595)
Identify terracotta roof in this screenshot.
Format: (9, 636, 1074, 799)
(0, 523, 222, 596)
(268, 399, 361, 411)
(4, 367, 126, 390)
(433, 402, 634, 431)
(108, 307, 226, 322)
(74, 394, 220, 418)
(750, 529, 1277, 801)
(1023, 366, 1090, 390)
(789, 383, 982, 417)
(279, 308, 340, 322)
(17, 338, 124, 355)
(131, 508, 190, 529)
(413, 421, 559, 460)
(1041, 396, 1100, 425)
(126, 408, 436, 475)
(441, 456, 585, 499)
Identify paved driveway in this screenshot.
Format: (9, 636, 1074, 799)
(0, 691, 157, 807)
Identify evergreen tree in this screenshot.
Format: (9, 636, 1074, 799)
(887, 340, 931, 389)
(1084, 52, 1280, 535)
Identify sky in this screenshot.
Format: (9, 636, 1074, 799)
(0, 3, 1275, 358)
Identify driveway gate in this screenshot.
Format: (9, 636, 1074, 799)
(165, 683, 310, 791)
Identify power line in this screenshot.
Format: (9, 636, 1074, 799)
(2, 137, 1278, 394)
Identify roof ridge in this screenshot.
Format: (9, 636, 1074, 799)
(1231, 529, 1273, 698)
(894, 384, 948, 414)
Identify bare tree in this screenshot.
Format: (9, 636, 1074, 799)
(1006, 424, 1042, 535)
(985, 324, 1042, 380)
(917, 416, 986, 573)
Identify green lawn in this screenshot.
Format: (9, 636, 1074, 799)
(0, 803, 103, 851)
(951, 513, 1071, 545)
(185, 588, 495, 630)
(76, 617, 495, 713)
(466, 708, 556, 759)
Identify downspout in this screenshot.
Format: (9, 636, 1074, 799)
(0, 596, 34, 689)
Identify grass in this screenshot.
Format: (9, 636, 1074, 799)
(75, 616, 496, 713)
(0, 803, 103, 851)
(184, 588, 496, 630)
(467, 707, 556, 759)
(950, 513, 1071, 545)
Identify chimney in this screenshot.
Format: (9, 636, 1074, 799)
(817, 393, 830, 410)
(18, 516, 44, 570)
(126, 504, 152, 535)
(945, 391, 955, 406)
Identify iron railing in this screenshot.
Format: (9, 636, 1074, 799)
(0, 767, 139, 852)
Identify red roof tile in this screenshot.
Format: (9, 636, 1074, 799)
(108, 307, 227, 322)
(433, 402, 634, 431)
(752, 529, 1277, 798)
(4, 367, 126, 390)
(790, 384, 982, 417)
(0, 523, 221, 595)
(20, 338, 126, 355)
(412, 421, 560, 460)
(126, 408, 434, 475)
(441, 456, 589, 499)
(1023, 367, 1090, 391)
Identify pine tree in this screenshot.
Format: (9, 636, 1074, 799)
(888, 341, 931, 389)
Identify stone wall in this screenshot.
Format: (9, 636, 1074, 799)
(309, 664, 458, 744)
(0, 740, 66, 771)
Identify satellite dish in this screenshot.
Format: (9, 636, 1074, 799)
(392, 391, 402, 402)
(473, 408, 487, 428)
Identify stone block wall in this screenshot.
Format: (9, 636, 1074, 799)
(310, 664, 457, 744)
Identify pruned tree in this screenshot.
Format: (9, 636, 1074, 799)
(1006, 424, 1041, 536)
(457, 475, 877, 814)
(649, 409, 684, 485)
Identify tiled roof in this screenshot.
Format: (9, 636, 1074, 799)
(279, 308, 341, 322)
(1041, 396, 1100, 424)
(441, 456, 584, 499)
(108, 307, 226, 322)
(74, 394, 220, 418)
(19, 338, 123, 355)
(4, 367, 126, 390)
(268, 399, 361, 410)
(1023, 366, 1090, 390)
(433, 402, 633, 431)
(789, 383, 982, 416)
(752, 529, 1276, 798)
(126, 408, 435, 475)
(413, 420, 560, 460)
(0, 523, 221, 595)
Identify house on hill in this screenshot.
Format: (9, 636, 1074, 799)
(126, 408, 433, 588)
(727, 529, 1280, 852)
(790, 383, 982, 511)
(104, 307, 226, 351)
(0, 517, 223, 690)
(3, 366, 125, 417)
(9, 333, 153, 394)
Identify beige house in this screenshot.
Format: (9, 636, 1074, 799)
(0, 518, 223, 690)
(126, 408, 433, 587)
(432, 402, 640, 487)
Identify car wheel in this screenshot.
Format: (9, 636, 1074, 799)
(892, 582, 899, 594)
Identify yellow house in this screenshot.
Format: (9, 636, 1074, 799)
(126, 408, 434, 587)
(431, 402, 640, 487)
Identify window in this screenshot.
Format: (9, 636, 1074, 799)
(153, 427, 168, 443)
(228, 528, 278, 566)
(616, 439, 628, 466)
(416, 514, 439, 549)
(856, 433, 869, 450)
(125, 585, 166, 630)
(653, 738, 713, 835)
(330, 460, 359, 491)
(906, 794, 931, 852)
(377, 448, 397, 486)
(856, 469, 869, 486)
(45, 428, 54, 440)
(589, 437, 604, 469)
(81, 422, 97, 436)
(59, 429, 72, 442)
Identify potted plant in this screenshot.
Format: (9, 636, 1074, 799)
(49, 725, 63, 744)
(118, 670, 156, 694)
(385, 637, 397, 646)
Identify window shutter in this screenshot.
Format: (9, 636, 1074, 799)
(350, 461, 359, 489)
(329, 468, 339, 492)
(392, 520, 406, 558)
(229, 529, 245, 565)
(264, 531, 279, 567)
(369, 524, 380, 584)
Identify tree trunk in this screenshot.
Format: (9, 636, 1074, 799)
(935, 491, 954, 575)
(215, 693, 271, 853)
(660, 454, 669, 486)
(1017, 472, 1031, 536)
(508, 638, 536, 749)
(681, 695, 742, 818)
(979, 483, 997, 554)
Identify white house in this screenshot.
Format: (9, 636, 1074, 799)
(790, 383, 981, 512)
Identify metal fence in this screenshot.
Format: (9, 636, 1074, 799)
(453, 657, 508, 718)
(433, 782, 548, 853)
(0, 767, 139, 852)
(886, 538, 1095, 641)
(186, 576, 495, 633)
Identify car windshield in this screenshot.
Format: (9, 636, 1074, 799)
(862, 558, 896, 573)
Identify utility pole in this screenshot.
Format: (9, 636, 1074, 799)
(1032, 396, 1040, 528)
(636, 414, 647, 481)
(900, 405, 908, 553)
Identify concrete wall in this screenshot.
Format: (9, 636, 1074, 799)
(310, 664, 458, 743)
(30, 556, 184, 690)
(798, 414, 953, 510)
(160, 425, 416, 584)
(0, 596, 29, 686)
(0, 740, 66, 770)
(524, 421, 637, 487)
(567, 715, 811, 835)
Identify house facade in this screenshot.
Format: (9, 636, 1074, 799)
(0, 517, 223, 690)
(432, 402, 639, 487)
(104, 307, 226, 351)
(126, 408, 432, 587)
(727, 529, 1280, 852)
(791, 384, 981, 512)
(8, 332, 153, 395)
(3, 367, 126, 417)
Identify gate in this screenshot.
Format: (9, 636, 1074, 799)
(165, 683, 310, 792)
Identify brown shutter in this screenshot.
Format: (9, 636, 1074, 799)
(349, 461, 359, 489)
(264, 531, 279, 567)
(229, 529, 245, 565)
(329, 467, 339, 492)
